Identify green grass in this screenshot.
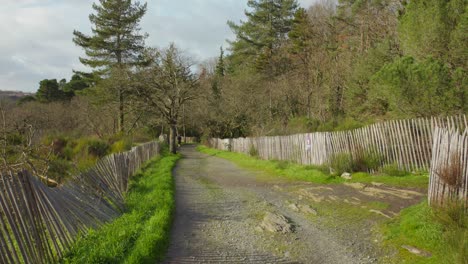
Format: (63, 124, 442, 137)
(61, 150, 180, 264)
(197, 146, 429, 188)
(381, 201, 467, 264)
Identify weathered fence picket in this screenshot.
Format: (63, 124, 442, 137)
(0, 141, 160, 264)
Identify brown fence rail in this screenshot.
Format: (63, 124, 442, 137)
(209, 115, 467, 172)
(429, 127, 468, 207)
(0, 141, 160, 264)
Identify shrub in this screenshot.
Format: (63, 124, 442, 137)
(47, 158, 72, 183)
(131, 130, 153, 143)
(6, 132, 23, 145)
(111, 139, 133, 153)
(249, 145, 259, 158)
(352, 147, 385, 172)
(334, 117, 366, 131)
(87, 139, 110, 157)
(328, 153, 354, 176)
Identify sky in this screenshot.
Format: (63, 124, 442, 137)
(0, 0, 318, 92)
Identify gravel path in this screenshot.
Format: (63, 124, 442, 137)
(163, 145, 423, 264)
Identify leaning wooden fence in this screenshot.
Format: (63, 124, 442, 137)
(209, 115, 467, 173)
(429, 127, 468, 207)
(0, 141, 160, 264)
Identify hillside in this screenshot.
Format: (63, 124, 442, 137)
(0, 90, 34, 101)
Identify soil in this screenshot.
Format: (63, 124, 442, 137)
(163, 145, 425, 264)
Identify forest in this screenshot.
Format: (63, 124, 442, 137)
(1, 0, 467, 183)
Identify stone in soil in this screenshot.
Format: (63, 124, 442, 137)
(288, 203, 300, 212)
(260, 212, 294, 233)
(299, 204, 318, 216)
(341, 172, 352, 180)
(401, 245, 432, 257)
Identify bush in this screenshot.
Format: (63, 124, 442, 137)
(47, 158, 72, 183)
(334, 117, 366, 131)
(6, 132, 23, 145)
(249, 145, 259, 158)
(111, 139, 133, 153)
(328, 153, 354, 176)
(87, 139, 110, 157)
(353, 147, 385, 172)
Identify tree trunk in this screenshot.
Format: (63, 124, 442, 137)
(169, 123, 177, 154)
(119, 88, 124, 133)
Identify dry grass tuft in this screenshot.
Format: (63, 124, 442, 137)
(437, 152, 463, 188)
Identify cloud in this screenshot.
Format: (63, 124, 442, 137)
(0, 0, 318, 92)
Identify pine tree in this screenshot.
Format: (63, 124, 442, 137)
(289, 8, 314, 62)
(398, 0, 466, 61)
(215, 46, 226, 77)
(73, 0, 148, 132)
(227, 0, 299, 73)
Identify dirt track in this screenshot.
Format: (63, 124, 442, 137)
(164, 145, 425, 264)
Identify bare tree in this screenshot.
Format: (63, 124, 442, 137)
(135, 44, 199, 153)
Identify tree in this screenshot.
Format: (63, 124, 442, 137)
(36, 79, 66, 103)
(289, 7, 316, 118)
(227, 0, 299, 73)
(398, 0, 466, 61)
(135, 44, 199, 154)
(215, 46, 226, 77)
(369, 56, 458, 117)
(73, 0, 148, 132)
(63, 73, 92, 95)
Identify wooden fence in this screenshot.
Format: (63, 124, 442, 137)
(429, 127, 468, 207)
(209, 115, 467, 173)
(0, 141, 160, 264)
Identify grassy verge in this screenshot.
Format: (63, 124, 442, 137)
(197, 145, 428, 188)
(61, 150, 180, 264)
(381, 201, 467, 264)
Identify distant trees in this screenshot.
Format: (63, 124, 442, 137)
(36, 79, 67, 102)
(193, 0, 467, 139)
(31, 72, 92, 104)
(73, 0, 148, 132)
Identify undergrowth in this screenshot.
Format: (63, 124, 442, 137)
(61, 149, 180, 264)
(197, 145, 428, 188)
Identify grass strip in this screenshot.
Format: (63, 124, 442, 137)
(381, 201, 467, 264)
(197, 145, 428, 188)
(61, 150, 180, 264)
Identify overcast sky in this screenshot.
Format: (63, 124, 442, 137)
(0, 0, 318, 92)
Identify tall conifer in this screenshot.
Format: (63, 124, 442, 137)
(73, 0, 148, 132)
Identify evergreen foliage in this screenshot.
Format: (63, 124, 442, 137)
(227, 0, 299, 73)
(73, 0, 149, 132)
(73, 0, 148, 72)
